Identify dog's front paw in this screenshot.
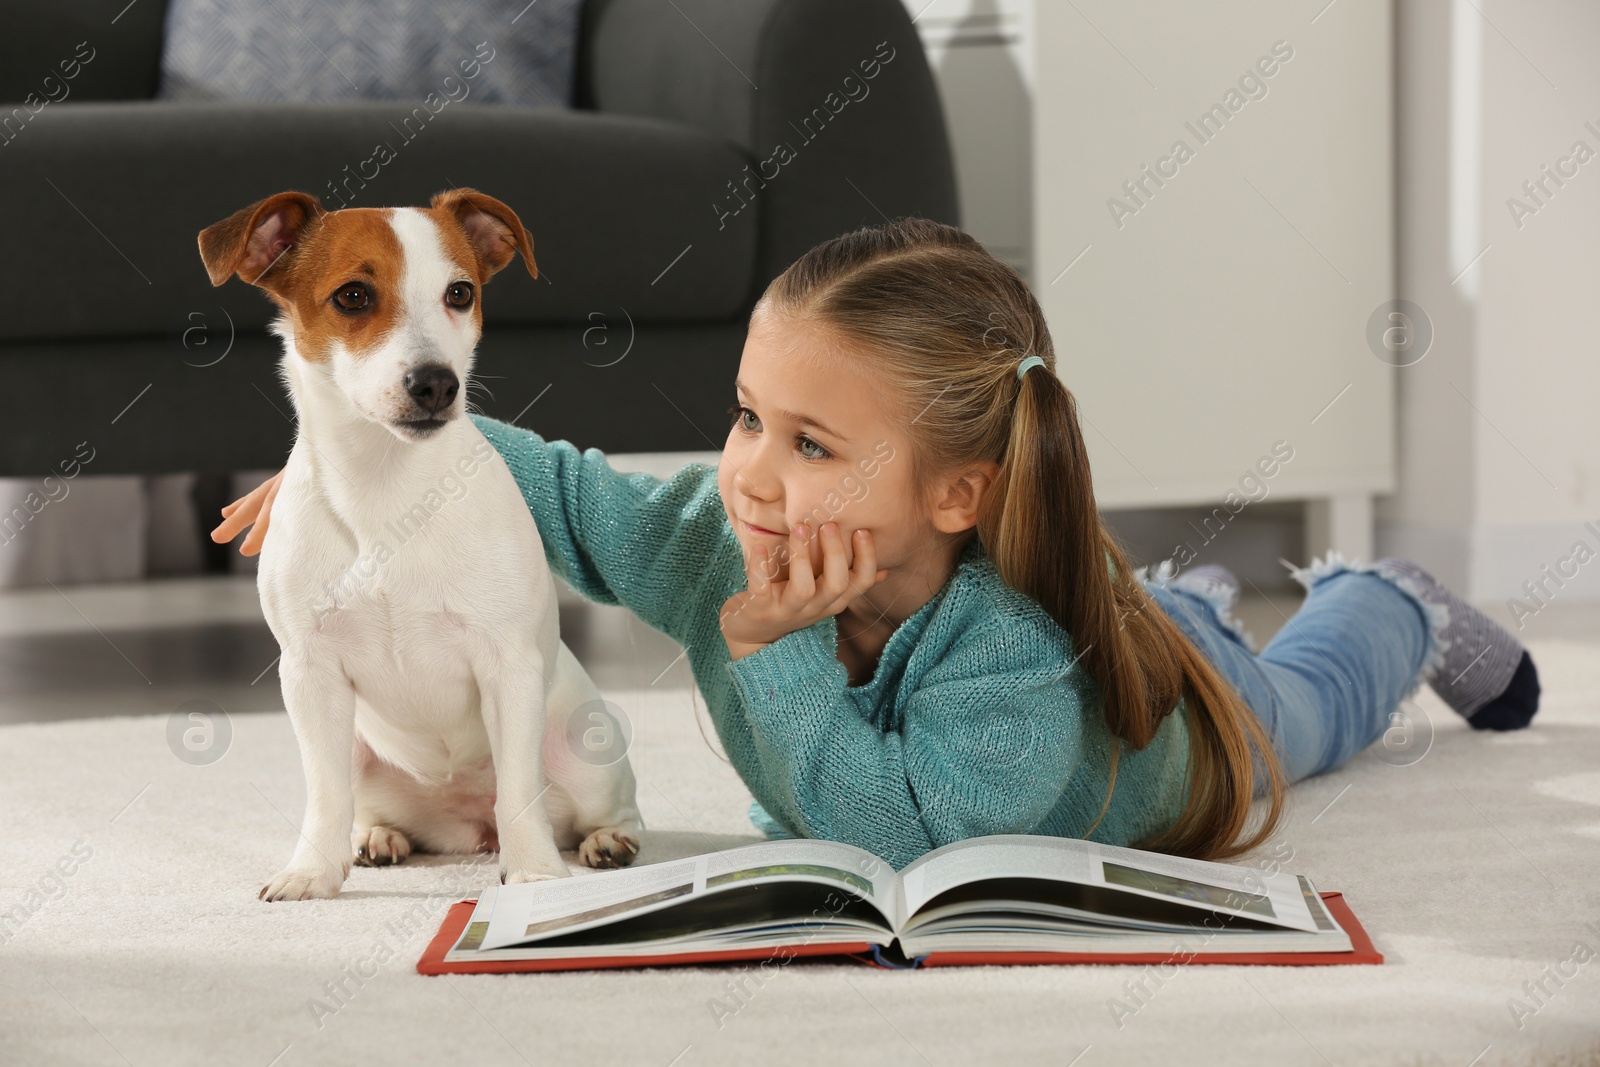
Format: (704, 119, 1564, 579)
(579, 827, 641, 870)
(260, 866, 344, 902)
(353, 826, 411, 867)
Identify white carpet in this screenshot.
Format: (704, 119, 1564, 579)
(3, 642, 1599, 1067)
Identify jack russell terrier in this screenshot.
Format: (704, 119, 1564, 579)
(198, 188, 644, 901)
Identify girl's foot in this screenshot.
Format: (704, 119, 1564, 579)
(1371, 557, 1540, 730)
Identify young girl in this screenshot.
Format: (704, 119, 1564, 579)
(213, 218, 1540, 869)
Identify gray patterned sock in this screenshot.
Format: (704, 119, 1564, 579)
(1371, 557, 1539, 728)
(1164, 562, 1255, 650)
(1169, 563, 1240, 610)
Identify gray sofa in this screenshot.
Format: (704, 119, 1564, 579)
(0, 0, 958, 477)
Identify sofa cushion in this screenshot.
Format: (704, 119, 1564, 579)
(0, 0, 171, 104)
(157, 0, 583, 108)
(0, 101, 759, 342)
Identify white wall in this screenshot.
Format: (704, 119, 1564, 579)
(1388, 0, 1600, 607)
(901, 0, 1034, 280)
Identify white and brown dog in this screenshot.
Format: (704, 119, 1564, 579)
(199, 189, 643, 901)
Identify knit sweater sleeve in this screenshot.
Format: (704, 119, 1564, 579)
(725, 612, 1091, 870)
(469, 413, 727, 642)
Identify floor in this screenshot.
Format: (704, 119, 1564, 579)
(6, 571, 1600, 1067)
(4, 573, 1599, 1067)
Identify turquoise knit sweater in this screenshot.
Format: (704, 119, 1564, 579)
(473, 414, 1193, 870)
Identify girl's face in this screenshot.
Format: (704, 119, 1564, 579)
(717, 310, 927, 582)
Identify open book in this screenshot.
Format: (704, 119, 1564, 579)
(418, 834, 1381, 973)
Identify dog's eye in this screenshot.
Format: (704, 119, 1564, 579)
(445, 282, 474, 309)
(332, 283, 370, 312)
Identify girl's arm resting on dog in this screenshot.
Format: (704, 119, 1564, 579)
(471, 414, 725, 640)
(725, 616, 1086, 869)
(214, 418, 723, 640)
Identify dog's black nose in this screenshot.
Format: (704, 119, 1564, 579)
(405, 364, 459, 414)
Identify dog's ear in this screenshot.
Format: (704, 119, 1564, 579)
(198, 192, 323, 288)
(432, 188, 536, 281)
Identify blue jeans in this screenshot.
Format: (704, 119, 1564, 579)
(1140, 552, 1449, 789)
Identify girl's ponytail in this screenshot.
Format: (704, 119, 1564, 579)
(982, 357, 1286, 859)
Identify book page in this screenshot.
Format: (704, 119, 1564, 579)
(700, 839, 899, 914)
(900, 835, 1095, 918)
(450, 887, 499, 955)
(1089, 840, 1317, 932)
(898, 834, 1323, 933)
(476, 839, 898, 952)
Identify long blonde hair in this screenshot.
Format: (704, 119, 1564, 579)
(757, 217, 1286, 860)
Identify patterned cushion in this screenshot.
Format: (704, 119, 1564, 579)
(156, 0, 583, 108)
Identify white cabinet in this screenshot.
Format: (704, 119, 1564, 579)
(1030, 0, 1395, 560)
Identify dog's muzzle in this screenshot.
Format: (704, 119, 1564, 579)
(398, 363, 460, 436)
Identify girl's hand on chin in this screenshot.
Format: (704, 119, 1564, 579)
(720, 522, 889, 660)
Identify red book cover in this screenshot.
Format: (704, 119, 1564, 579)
(416, 891, 1381, 974)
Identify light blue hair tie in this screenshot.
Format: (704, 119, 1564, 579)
(1015, 354, 1046, 381)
